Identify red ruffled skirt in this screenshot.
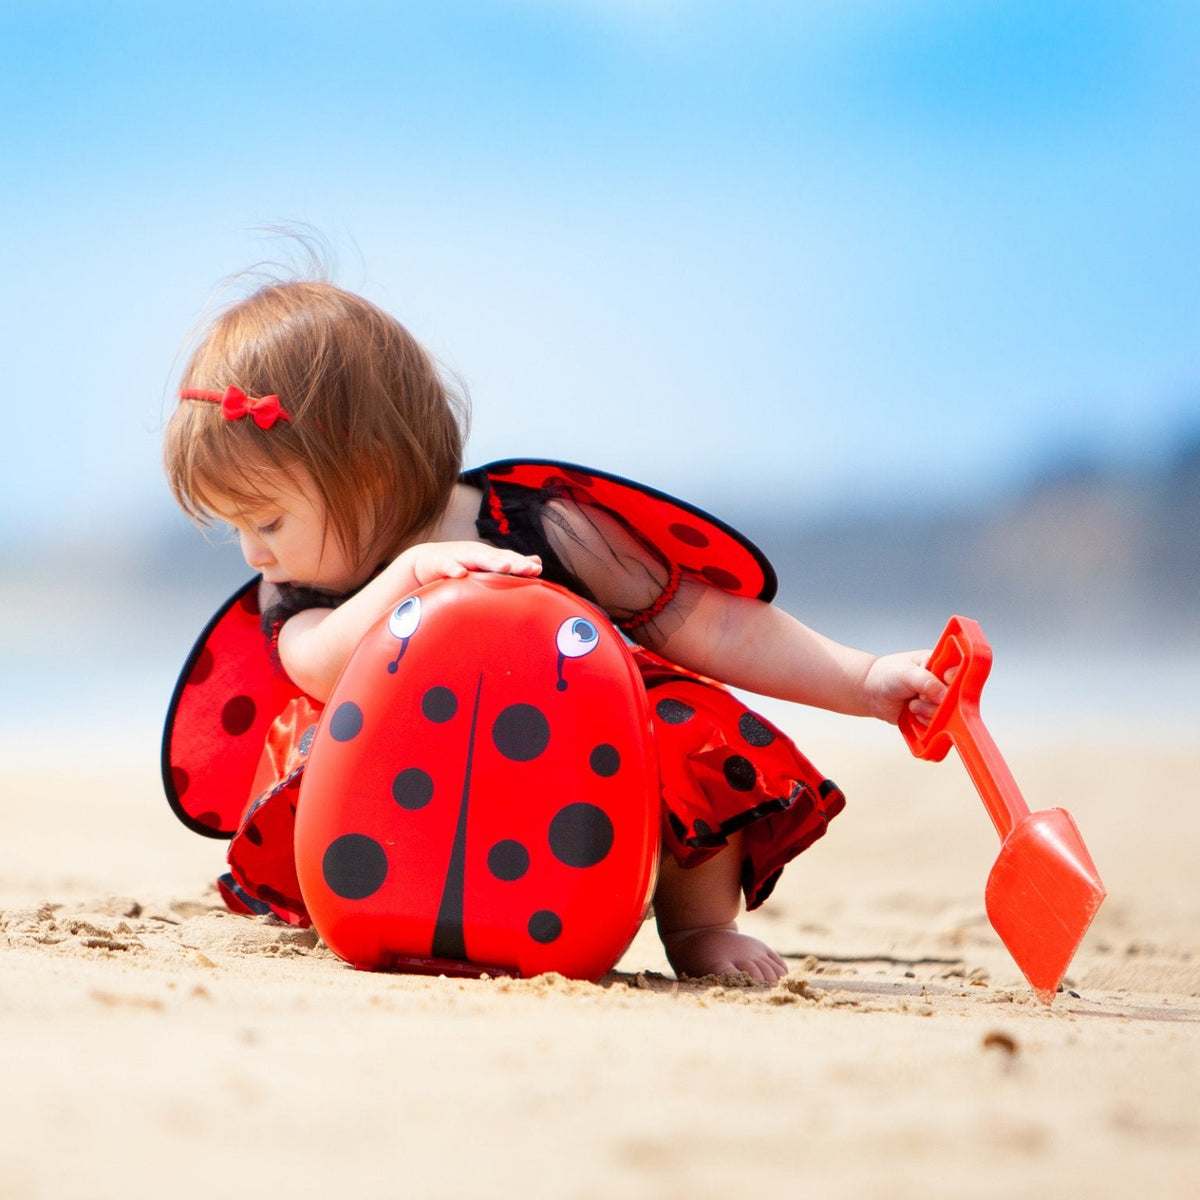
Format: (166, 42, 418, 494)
(219, 649, 846, 927)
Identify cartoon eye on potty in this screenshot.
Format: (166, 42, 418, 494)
(294, 573, 660, 981)
(556, 616, 598, 657)
(386, 596, 422, 673)
(555, 615, 599, 689)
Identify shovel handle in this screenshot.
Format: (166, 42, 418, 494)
(899, 616, 1031, 841)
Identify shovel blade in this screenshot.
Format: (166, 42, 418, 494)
(985, 807, 1106, 1004)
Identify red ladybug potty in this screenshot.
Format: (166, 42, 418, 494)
(294, 573, 661, 980)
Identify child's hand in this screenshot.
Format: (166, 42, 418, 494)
(400, 541, 542, 588)
(863, 650, 948, 725)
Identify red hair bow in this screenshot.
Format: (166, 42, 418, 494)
(180, 386, 292, 429)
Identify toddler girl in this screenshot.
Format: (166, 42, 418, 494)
(163, 277, 946, 983)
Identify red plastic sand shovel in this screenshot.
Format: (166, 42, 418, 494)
(899, 616, 1106, 1004)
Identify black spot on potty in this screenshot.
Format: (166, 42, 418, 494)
(322, 833, 388, 900)
(329, 702, 364, 742)
(492, 704, 550, 761)
(392, 767, 435, 810)
(528, 910, 563, 943)
(421, 686, 458, 723)
(548, 803, 614, 868)
(488, 840, 530, 881)
(589, 744, 620, 777)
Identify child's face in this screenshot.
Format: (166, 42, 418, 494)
(210, 466, 364, 595)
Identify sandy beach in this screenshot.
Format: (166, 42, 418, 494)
(7, 0, 1200, 1194)
(1, 703, 1197, 1200)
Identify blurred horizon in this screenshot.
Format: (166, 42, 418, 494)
(2, 1, 1198, 742)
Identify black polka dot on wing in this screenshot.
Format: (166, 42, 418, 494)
(669, 522, 710, 548)
(329, 702, 364, 742)
(723, 754, 757, 792)
(738, 711, 776, 748)
(299, 726, 317, 755)
(701, 565, 743, 591)
(257, 883, 303, 914)
(548, 803, 614, 868)
(421, 686, 458, 723)
(655, 697, 695, 725)
(322, 833, 388, 900)
(221, 695, 256, 737)
(540, 468, 596, 489)
(189, 647, 214, 685)
(392, 767, 435, 810)
(171, 766, 189, 797)
(492, 704, 550, 761)
(488, 840, 530, 881)
(243, 822, 263, 847)
(528, 910, 562, 944)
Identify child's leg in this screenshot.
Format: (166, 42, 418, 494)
(653, 832, 788, 983)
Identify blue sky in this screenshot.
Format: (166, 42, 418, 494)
(3, 0, 1198, 545)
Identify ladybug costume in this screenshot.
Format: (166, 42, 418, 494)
(162, 460, 846, 971)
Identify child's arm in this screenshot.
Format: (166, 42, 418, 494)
(277, 542, 542, 702)
(537, 496, 944, 723)
(651, 581, 946, 725)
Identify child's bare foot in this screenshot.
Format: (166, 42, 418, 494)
(661, 922, 788, 983)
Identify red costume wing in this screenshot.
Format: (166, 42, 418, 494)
(161, 578, 304, 838)
(480, 460, 777, 602)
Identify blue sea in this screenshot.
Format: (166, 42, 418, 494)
(3, 576, 1196, 772)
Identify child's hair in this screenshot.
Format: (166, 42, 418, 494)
(164, 279, 467, 577)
